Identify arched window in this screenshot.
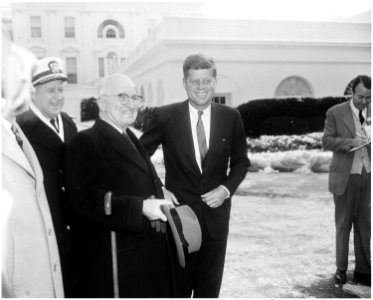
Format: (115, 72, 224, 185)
(275, 76, 313, 97)
(107, 52, 118, 75)
(97, 20, 125, 38)
(106, 29, 116, 38)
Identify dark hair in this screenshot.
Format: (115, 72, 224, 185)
(352, 75, 371, 93)
(182, 53, 217, 79)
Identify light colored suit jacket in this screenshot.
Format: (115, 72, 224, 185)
(1, 122, 64, 298)
(322, 101, 371, 195)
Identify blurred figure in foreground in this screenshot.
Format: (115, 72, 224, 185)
(1, 36, 64, 297)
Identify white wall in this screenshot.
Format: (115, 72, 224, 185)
(120, 17, 371, 107)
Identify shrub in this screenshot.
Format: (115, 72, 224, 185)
(237, 96, 349, 137)
(133, 106, 157, 132)
(80, 97, 99, 121)
(246, 132, 323, 152)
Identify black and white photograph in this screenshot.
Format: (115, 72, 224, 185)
(1, 0, 371, 298)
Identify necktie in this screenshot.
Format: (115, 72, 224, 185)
(123, 129, 138, 152)
(196, 111, 208, 164)
(11, 124, 23, 149)
(50, 118, 59, 133)
(359, 110, 365, 125)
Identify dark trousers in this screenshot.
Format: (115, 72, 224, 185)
(176, 220, 228, 298)
(333, 169, 371, 274)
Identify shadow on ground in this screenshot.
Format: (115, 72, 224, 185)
(293, 276, 359, 298)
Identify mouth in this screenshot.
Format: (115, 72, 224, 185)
(195, 92, 208, 98)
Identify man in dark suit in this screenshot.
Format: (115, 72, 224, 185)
(17, 57, 78, 297)
(140, 53, 250, 297)
(322, 75, 371, 286)
(65, 73, 177, 297)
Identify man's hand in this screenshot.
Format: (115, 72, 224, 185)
(352, 134, 370, 147)
(142, 198, 172, 222)
(162, 187, 179, 206)
(201, 186, 229, 208)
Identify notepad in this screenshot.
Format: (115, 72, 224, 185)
(349, 140, 371, 152)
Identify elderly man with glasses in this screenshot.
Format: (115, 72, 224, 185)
(65, 73, 178, 297)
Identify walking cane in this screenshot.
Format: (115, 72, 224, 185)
(105, 192, 119, 298)
(110, 231, 119, 298)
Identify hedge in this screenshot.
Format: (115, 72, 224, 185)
(237, 96, 349, 137)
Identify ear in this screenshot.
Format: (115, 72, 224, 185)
(182, 77, 187, 89)
(97, 96, 106, 112)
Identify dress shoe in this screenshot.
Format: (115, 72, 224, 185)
(335, 270, 347, 285)
(354, 271, 371, 286)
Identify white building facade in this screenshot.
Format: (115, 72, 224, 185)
(9, 2, 203, 119)
(119, 17, 371, 107)
(5, 2, 371, 118)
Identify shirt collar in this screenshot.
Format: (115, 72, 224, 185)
(188, 102, 211, 118)
(30, 102, 61, 123)
(1, 115, 13, 133)
(350, 99, 366, 117)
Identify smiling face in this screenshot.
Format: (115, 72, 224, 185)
(97, 76, 139, 130)
(352, 82, 371, 111)
(34, 80, 65, 119)
(183, 68, 216, 110)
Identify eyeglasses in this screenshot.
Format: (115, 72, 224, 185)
(108, 93, 143, 106)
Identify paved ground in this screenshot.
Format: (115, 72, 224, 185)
(218, 172, 370, 298)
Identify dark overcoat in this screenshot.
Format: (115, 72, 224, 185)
(65, 119, 176, 298)
(17, 109, 78, 296)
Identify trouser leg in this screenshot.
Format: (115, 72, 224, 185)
(354, 171, 371, 275)
(334, 181, 355, 271)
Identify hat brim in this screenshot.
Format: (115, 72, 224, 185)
(162, 204, 202, 268)
(33, 75, 67, 86)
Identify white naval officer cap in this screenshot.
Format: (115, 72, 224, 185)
(31, 57, 67, 86)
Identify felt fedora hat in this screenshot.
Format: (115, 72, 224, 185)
(162, 204, 202, 268)
(32, 57, 67, 86)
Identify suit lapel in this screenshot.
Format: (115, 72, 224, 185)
(127, 128, 164, 197)
(16, 122, 46, 197)
(202, 103, 222, 172)
(2, 123, 35, 178)
(21, 110, 63, 152)
(177, 101, 201, 174)
(95, 120, 150, 174)
(61, 113, 77, 143)
(342, 102, 355, 137)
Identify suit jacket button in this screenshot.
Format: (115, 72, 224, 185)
(61, 186, 66, 192)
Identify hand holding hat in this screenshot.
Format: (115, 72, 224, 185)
(143, 197, 173, 233)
